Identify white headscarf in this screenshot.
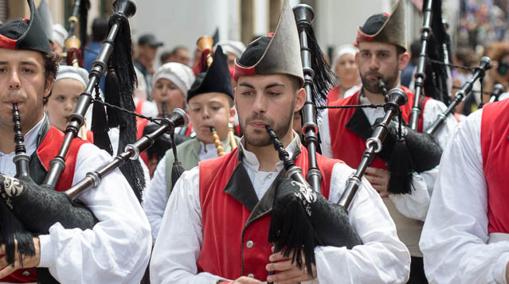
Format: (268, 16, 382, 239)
(331, 44, 358, 72)
(152, 63, 195, 98)
(52, 24, 68, 48)
(216, 40, 246, 58)
(56, 65, 89, 88)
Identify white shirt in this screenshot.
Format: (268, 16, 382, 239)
(0, 118, 152, 283)
(420, 109, 509, 284)
(150, 136, 410, 283)
(143, 141, 223, 239)
(319, 94, 458, 220)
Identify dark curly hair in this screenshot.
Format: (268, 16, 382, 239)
(44, 52, 59, 81)
(42, 52, 60, 104)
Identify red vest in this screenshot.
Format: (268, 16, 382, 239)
(2, 127, 85, 283)
(327, 86, 342, 105)
(197, 146, 338, 280)
(481, 100, 509, 234)
(328, 87, 429, 170)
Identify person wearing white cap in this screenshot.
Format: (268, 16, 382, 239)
(216, 40, 246, 68)
(136, 62, 195, 162)
(50, 24, 68, 57)
(151, 62, 195, 116)
(45, 65, 92, 140)
(328, 44, 360, 104)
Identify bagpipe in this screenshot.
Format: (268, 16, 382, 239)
(426, 56, 491, 135)
(408, 0, 492, 134)
(487, 83, 505, 104)
(63, 0, 90, 67)
(266, 4, 361, 277)
(266, 80, 411, 276)
(410, 0, 452, 130)
(0, 1, 188, 283)
(266, 4, 445, 275)
(338, 85, 408, 207)
(211, 125, 238, 157)
(292, 4, 333, 192)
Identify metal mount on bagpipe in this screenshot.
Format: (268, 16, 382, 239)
(426, 56, 491, 135)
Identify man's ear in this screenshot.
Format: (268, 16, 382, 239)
(398, 51, 410, 71)
(295, 87, 306, 112)
(229, 105, 237, 121)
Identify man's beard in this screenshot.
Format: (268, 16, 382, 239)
(240, 109, 294, 147)
(361, 68, 399, 94)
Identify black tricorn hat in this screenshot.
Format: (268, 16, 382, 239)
(187, 45, 233, 102)
(234, 0, 303, 84)
(355, 0, 406, 51)
(0, 0, 51, 54)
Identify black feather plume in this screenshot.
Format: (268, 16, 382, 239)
(102, 1, 145, 202)
(304, 27, 336, 108)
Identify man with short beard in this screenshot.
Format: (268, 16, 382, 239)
(318, 1, 457, 283)
(150, 1, 410, 283)
(0, 1, 151, 282)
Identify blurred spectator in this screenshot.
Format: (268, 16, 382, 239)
(50, 24, 67, 57)
(216, 40, 246, 68)
(160, 46, 191, 66)
(84, 17, 109, 91)
(84, 17, 109, 71)
(457, 0, 508, 51)
(327, 44, 360, 104)
(484, 42, 509, 101)
(451, 46, 480, 116)
(135, 33, 164, 100)
(137, 62, 195, 171)
(216, 40, 246, 91)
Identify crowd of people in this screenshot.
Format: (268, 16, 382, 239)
(0, 0, 507, 283)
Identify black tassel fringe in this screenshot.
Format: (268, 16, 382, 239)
(387, 138, 414, 194)
(0, 201, 34, 265)
(170, 134, 185, 193)
(269, 191, 316, 276)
